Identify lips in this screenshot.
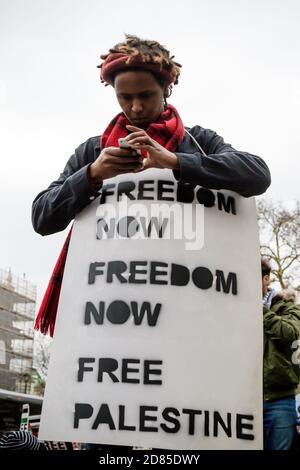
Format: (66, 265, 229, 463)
(130, 119, 148, 128)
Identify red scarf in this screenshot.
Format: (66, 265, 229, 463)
(101, 104, 185, 151)
(34, 105, 185, 336)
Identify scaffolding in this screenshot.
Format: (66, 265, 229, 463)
(0, 269, 37, 394)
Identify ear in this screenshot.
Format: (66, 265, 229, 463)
(164, 85, 172, 99)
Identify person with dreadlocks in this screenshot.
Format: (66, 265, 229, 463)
(261, 259, 300, 450)
(32, 34, 271, 336)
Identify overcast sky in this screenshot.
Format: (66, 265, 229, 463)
(1, 0, 299, 309)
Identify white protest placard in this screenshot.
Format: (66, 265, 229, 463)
(39, 169, 263, 449)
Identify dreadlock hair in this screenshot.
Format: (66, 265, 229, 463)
(261, 258, 271, 277)
(99, 34, 182, 86)
(109, 65, 167, 89)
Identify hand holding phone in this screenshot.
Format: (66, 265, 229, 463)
(118, 138, 133, 149)
(118, 138, 141, 155)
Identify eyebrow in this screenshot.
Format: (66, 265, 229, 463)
(117, 90, 154, 97)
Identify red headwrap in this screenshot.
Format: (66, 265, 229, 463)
(99, 52, 178, 87)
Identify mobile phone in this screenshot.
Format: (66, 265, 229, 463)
(118, 138, 133, 149)
(118, 138, 141, 155)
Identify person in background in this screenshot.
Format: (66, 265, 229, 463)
(261, 258, 300, 450)
(262, 259, 276, 308)
(0, 430, 46, 450)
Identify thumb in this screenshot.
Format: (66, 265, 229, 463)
(138, 144, 155, 158)
(142, 157, 153, 170)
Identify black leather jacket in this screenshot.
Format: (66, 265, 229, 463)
(32, 125, 271, 235)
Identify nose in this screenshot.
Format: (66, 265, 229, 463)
(131, 99, 143, 114)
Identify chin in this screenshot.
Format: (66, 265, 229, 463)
(131, 121, 149, 129)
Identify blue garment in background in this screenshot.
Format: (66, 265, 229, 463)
(264, 397, 297, 450)
(263, 287, 276, 309)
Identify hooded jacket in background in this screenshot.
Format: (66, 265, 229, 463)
(263, 290, 300, 401)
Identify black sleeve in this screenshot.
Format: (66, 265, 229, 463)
(173, 126, 271, 197)
(32, 137, 102, 236)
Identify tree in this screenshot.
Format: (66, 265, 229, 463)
(257, 199, 300, 291)
(33, 332, 52, 395)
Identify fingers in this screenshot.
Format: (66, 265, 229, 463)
(126, 126, 154, 144)
(141, 158, 152, 170)
(128, 136, 153, 146)
(118, 167, 145, 174)
(105, 147, 140, 157)
(132, 167, 145, 173)
(109, 156, 143, 164)
(126, 125, 144, 132)
(126, 131, 147, 142)
(112, 161, 143, 171)
(131, 144, 153, 155)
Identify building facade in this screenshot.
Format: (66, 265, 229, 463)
(0, 269, 36, 394)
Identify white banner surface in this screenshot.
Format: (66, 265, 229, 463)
(39, 169, 263, 449)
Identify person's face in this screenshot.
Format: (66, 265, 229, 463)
(114, 70, 166, 129)
(262, 274, 270, 296)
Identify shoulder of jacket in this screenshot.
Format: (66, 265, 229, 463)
(272, 300, 300, 317)
(185, 125, 220, 143)
(270, 299, 286, 312)
(75, 136, 100, 154)
(285, 302, 300, 316)
(186, 125, 214, 135)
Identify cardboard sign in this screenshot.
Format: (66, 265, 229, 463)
(39, 169, 263, 449)
(43, 440, 74, 450)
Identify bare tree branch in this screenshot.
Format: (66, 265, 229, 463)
(257, 199, 300, 291)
